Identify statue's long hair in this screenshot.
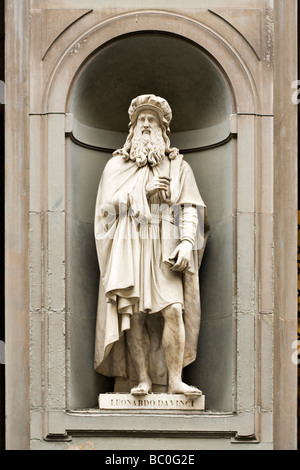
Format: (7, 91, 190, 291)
(113, 115, 179, 161)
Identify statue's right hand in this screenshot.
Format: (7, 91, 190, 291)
(145, 176, 171, 198)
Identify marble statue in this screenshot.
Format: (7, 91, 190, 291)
(94, 94, 209, 398)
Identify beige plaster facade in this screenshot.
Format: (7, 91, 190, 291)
(4, 0, 298, 450)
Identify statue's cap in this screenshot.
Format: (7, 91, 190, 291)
(128, 94, 172, 131)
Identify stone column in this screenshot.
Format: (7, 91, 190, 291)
(5, 0, 30, 450)
(273, 0, 298, 451)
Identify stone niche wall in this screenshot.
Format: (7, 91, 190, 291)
(68, 33, 234, 411)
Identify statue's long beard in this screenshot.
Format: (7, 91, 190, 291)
(129, 129, 166, 168)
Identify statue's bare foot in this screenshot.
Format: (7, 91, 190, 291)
(130, 380, 152, 396)
(168, 381, 202, 399)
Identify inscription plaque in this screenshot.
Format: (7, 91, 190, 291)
(99, 393, 205, 411)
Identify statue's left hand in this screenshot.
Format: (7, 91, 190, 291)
(168, 240, 192, 273)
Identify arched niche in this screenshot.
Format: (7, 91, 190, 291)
(67, 31, 234, 412)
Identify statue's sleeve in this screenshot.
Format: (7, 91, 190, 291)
(179, 204, 198, 245)
(174, 159, 206, 251)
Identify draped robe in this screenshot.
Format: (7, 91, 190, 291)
(94, 152, 209, 388)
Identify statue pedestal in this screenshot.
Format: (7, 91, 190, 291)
(99, 393, 205, 411)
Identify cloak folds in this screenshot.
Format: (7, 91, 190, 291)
(94, 153, 209, 388)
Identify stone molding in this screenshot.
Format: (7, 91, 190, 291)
(33, 8, 271, 445)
